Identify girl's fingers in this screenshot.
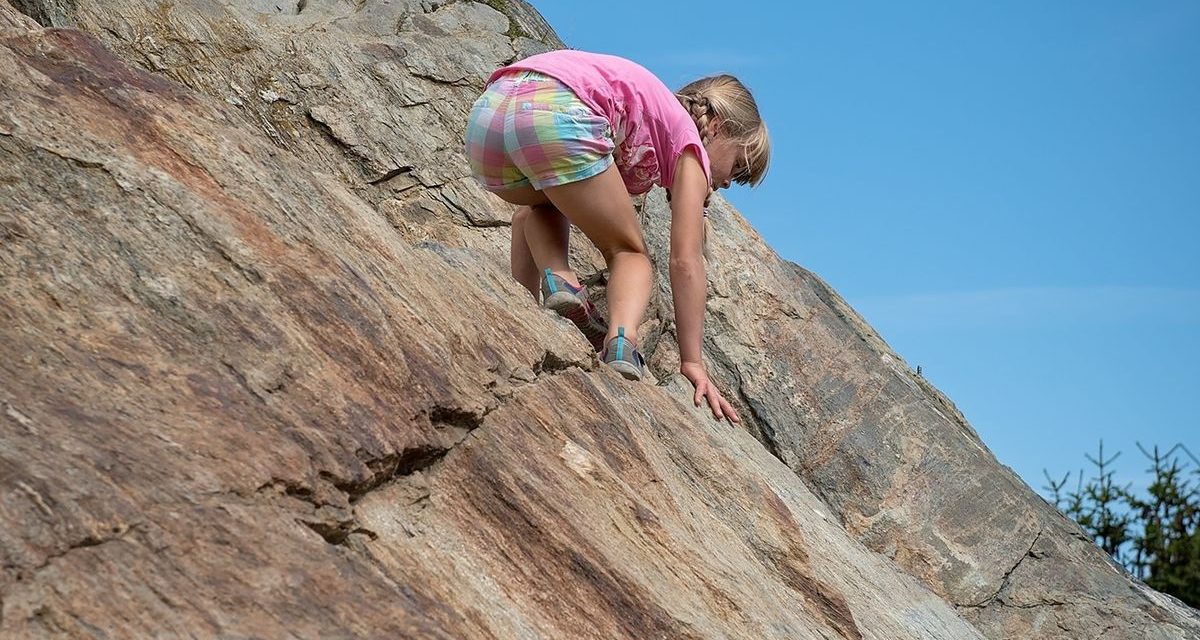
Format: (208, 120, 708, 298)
(721, 396, 740, 423)
(706, 389, 723, 420)
(686, 373, 739, 422)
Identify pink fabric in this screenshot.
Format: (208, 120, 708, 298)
(490, 50, 711, 195)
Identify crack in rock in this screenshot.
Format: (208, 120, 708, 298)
(340, 440, 465, 504)
(28, 523, 141, 578)
(407, 71, 470, 86)
(367, 165, 414, 186)
(250, 347, 589, 509)
(958, 527, 1044, 609)
(997, 599, 1072, 609)
(533, 348, 586, 376)
(260, 354, 590, 548)
(336, 356, 590, 506)
(436, 188, 507, 228)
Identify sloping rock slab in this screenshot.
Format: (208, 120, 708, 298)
(0, 8, 984, 638)
(6, 0, 1198, 638)
(637, 190, 1200, 639)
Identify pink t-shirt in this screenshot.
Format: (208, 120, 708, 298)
(490, 50, 711, 195)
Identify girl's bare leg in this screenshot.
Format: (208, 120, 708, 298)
(509, 206, 540, 300)
(539, 164, 650, 344)
(494, 187, 578, 294)
(521, 203, 577, 287)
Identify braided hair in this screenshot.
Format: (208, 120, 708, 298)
(675, 74, 770, 188)
(678, 94, 716, 145)
(672, 75, 771, 259)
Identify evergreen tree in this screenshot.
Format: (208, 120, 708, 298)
(1044, 441, 1134, 563)
(1125, 444, 1200, 607)
(1044, 441, 1199, 608)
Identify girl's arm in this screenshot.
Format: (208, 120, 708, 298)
(669, 149, 740, 423)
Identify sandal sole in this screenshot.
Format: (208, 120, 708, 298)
(606, 359, 643, 381)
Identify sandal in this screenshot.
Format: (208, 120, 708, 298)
(600, 327, 645, 381)
(541, 268, 608, 352)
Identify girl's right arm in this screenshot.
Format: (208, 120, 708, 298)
(668, 149, 740, 423)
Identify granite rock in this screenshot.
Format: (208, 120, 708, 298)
(2, 1, 1197, 638)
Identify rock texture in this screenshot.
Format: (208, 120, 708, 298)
(639, 194, 1200, 639)
(0, 1, 1196, 638)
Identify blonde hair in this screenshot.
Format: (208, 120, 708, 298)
(676, 74, 771, 188)
(674, 74, 770, 258)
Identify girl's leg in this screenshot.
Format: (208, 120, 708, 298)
(509, 206, 540, 300)
(509, 202, 579, 298)
(540, 164, 650, 344)
(493, 186, 578, 293)
(521, 203, 577, 287)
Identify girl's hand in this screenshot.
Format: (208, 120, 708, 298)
(680, 361, 741, 423)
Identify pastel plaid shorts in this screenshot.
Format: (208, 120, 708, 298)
(464, 70, 615, 191)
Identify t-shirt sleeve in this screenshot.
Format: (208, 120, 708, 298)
(661, 111, 711, 190)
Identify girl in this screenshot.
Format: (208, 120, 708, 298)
(464, 49, 769, 423)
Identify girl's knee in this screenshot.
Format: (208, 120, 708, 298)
(601, 241, 649, 264)
(527, 203, 564, 222)
(512, 205, 532, 226)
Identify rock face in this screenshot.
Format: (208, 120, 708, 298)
(0, 1, 1195, 638)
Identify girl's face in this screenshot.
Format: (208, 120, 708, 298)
(704, 121, 747, 191)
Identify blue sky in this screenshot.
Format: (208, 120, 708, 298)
(533, 2, 1200, 495)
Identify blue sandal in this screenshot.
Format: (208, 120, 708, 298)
(541, 268, 608, 352)
(600, 327, 645, 381)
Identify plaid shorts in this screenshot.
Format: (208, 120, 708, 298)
(464, 70, 615, 191)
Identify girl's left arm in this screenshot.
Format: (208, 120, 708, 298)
(668, 149, 740, 423)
